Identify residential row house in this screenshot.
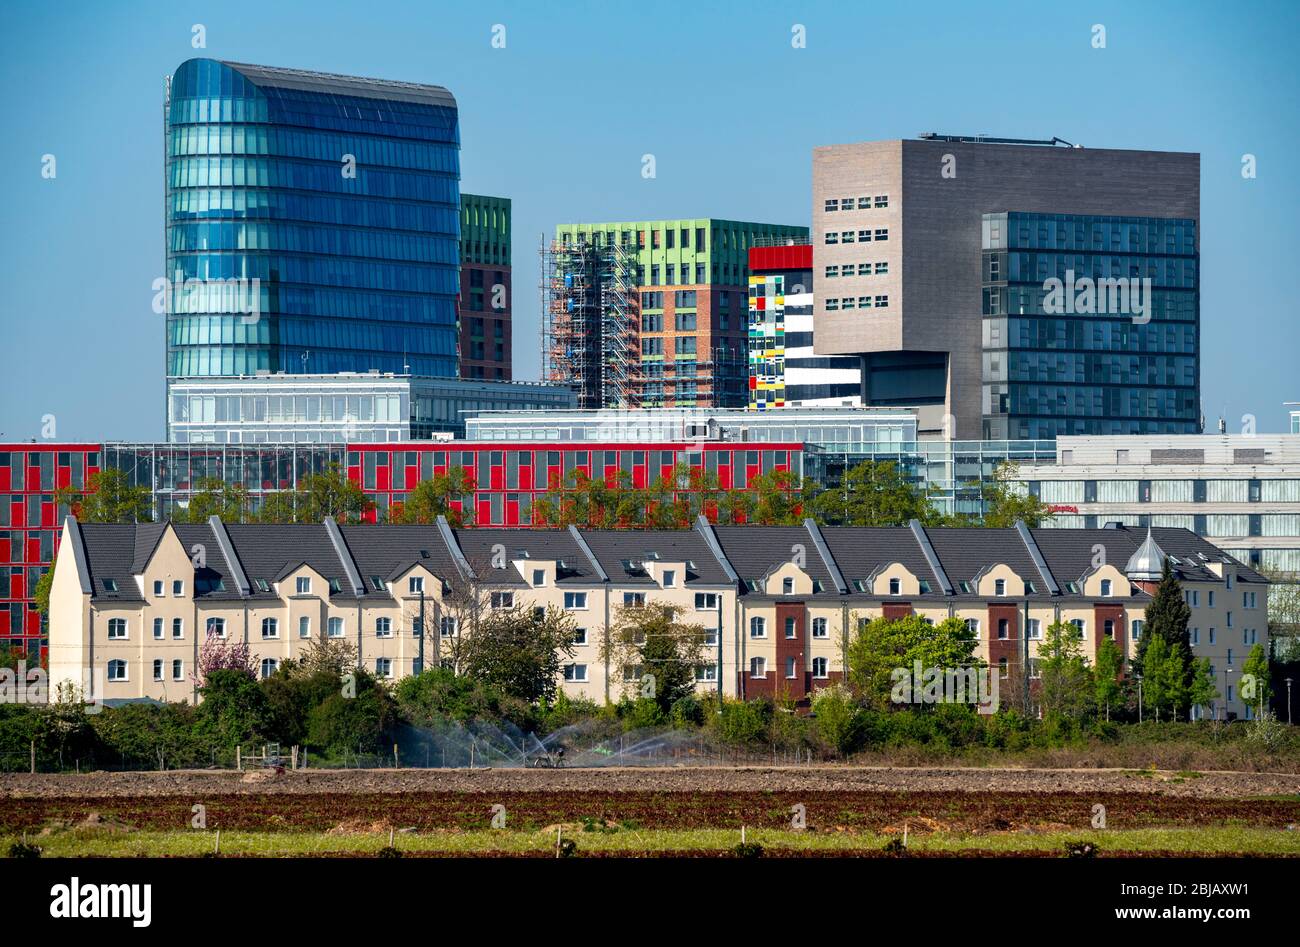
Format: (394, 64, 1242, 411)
(48, 517, 1269, 719)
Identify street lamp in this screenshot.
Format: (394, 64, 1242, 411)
(1221, 666, 1234, 721)
(1135, 673, 1143, 723)
(1286, 677, 1294, 725)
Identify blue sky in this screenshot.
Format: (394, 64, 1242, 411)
(2, 0, 1297, 441)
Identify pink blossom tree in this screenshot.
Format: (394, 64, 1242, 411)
(192, 628, 258, 685)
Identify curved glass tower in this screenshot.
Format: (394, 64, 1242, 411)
(165, 59, 460, 378)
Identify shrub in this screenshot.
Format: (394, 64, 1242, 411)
(811, 685, 864, 757)
(713, 698, 773, 746)
(670, 695, 705, 729)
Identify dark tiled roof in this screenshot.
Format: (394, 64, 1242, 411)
(1031, 527, 1266, 586)
(451, 528, 597, 586)
(581, 529, 732, 585)
(710, 525, 839, 594)
(223, 523, 350, 599)
(820, 527, 943, 594)
(924, 528, 1042, 590)
(79, 524, 146, 602)
(173, 524, 239, 600)
(337, 524, 461, 594)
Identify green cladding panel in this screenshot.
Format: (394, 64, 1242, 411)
(462, 194, 511, 266)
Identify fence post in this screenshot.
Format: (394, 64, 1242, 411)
(394, 744, 399, 769)
(30, 740, 35, 774)
(236, 745, 242, 771)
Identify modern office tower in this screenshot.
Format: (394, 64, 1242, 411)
(747, 241, 861, 410)
(459, 194, 512, 380)
(544, 219, 808, 409)
(811, 136, 1201, 439)
(164, 59, 461, 379)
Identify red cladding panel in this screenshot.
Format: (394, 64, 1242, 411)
(748, 244, 812, 272)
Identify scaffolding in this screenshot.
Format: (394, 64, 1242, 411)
(541, 236, 641, 409)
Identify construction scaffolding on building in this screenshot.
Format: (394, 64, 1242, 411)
(541, 236, 641, 409)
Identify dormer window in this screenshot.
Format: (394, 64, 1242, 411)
(254, 578, 271, 593)
(296, 576, 312, 595)
(782, 577, 794, 595)
(889, 577, 901, 596)
(369, 575, 384, 592)
(328, 578, 341, 594)
(102, 578, 118, 593)
(409, 576, 425, 595)
(663, 569, 676, 588)
(994, 579, 1006, 597)
(1100, 579, 1112, 597)
(532, 569, 546, 587)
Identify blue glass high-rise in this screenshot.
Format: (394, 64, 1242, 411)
(165, 59, 460, 378)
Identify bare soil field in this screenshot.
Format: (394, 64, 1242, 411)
(3, 765, 1299, 800)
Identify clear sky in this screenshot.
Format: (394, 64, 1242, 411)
(2, 0, 1297, 441)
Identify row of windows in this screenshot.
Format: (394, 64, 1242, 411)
(169, 221, 458, 265)
(825, 296, 889, 310)
(168, 251, 459, 294)
(984, 286, 1197, 321)
(749, 656, 831, 679)
(168, 124, 460, 173)
(824, 229, 889, 244)
(986, 317, 1198, 355)
(169, 187, 455, 233)
(994, 352, 1198, 386)
(824, 262, 888, 277)
(824, 195, 889, 212)
(165, 283, 453, 323)
(169, 157, 457, 202)
(990, 252, 1198, 288)
(1035, 480, 1300, 505)
(984, 212, 1197, 254)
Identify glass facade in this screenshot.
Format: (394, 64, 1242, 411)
(165, 59, 461, 379)
(981, 211, 1199, 439)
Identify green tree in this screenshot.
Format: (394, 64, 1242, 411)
(195, 669, 272, 749)
(393, 467, 474, 526)
(1187, 656, 1219, 719)
(1093, 634, 1124, 721)
(1038, 620, 1093, 720)
(1142, 635, 1188, 722)
(980, 462, 1054, 528)
(1133, 559, 1194, 716)
(257, 463, 373, 524)
(604, 603, 709, 713)
(1241, 643, 1272, 718)
(55, 468, 152, 523)
(810, 460, 934, 527)
(846, 614, 980, 710)
(458, 604, 580, 704)
(811, 684, 864, 756)
(173, 477, 250, 523)
(304, 669, 397, 755)
(750, 467, 803, 525)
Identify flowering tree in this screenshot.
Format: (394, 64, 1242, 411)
(193, 628, 257, 685)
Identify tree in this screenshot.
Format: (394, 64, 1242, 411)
(981, 462, 1054, 528)
(1038, 620, 1093, 720)
(810, 460, 934, 527)
(296, 463, 373, 523)
(193, 628, 257, 686)
(1142, 635, 1187, 722)
(196, 669, 272, 749)
(393, 466, 475, 526)
(1093, 634, 1124, 721)
(1133, 559, 1194, 715)
(1241, 643, 1272, 718)
(55, 468, 152, 523)
(457, 604, 579, 704)
(846, 614, 980, 710)
(1187, 656, 1218, 719)
(811, 684, 864, 757)
(750, 468, 803, 525)
(173, 477, 250, 523)
(604, 603, 709, 713)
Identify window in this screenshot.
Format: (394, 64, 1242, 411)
(875, 228, 889, 241)
(574, 627, 587, 646)
(888, 577, 901, 595)
(812, 617, 828, 639)
(172, 580, 184, 596)
(101, 578, 118, 593)
(564, 591, 588, 610)
(108, 618, 127, 640)
(261, 617, 278, 639)
(824, 199, 839, 212)
(375, 658, 393, 679)
(785, 617, 797, 639)
(750, 657, 767, 679)
(172, 660, 183, 681)
(1131, 619, 1144, 641)
(662, 570, 676, 588)
(375, 617, 392, 638)
(153, 617, 164, 640)
(994, 579, 1006, 597)
(1208, 591, 1215, 607)
(258, 658, 277, 679)
(623, 592, 645, 607)
(998, 657, 1009, 680)
(328, 617, 344, 638)
(172, 617, 183, 639)
(563, 663, 588, 682)
(408, 576, 424, 595)
(965, 618, 981, 638)
(782, 577, 794, 595)
(299, 616, 311, 638)
(824, 232, 838, 245)
(206, 617, 226, 639)
(750, 616, 766, 638)
(997, 618, 1009, 640)
(491, 591, 515, 608)
(1226, 611, 1233, 628)
(296, 576, 311, 595)
(695, 665, 718, 682)
(532, 569, 546, 587)
(1104, 619, 1115, 638)
(812, 656, 829, 678)
(695, 592, 719, 610)
(108, 659, 127, 681)
(439, 616, 457, 638)
(1227, 648, 1234, 665)
(1192, 627, 1200, 645)
(1100, 579, 1112, 596)
(1070, 618, 1085, 639)
(153, 659, 163, 682)
(785, 657, 798, 679)
(825, 265, 839, 278)
(1027, 618, 1042, 640)
(153, 580, 164, 597)
(1209, 627, 1216, 644)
